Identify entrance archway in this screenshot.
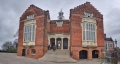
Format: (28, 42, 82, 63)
(79, 50, 87, 59)
(22, 49, 26, 56)
(63, 38, 68, 49)
(92, 50, 98, 58)
(56, 38, 61, 49)
(50, 38, 55, 49)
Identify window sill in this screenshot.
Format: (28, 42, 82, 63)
(31, 54, 36, 55)
(24, 41, 35, 43)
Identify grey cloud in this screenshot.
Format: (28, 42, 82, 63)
(104, 8, 120, 46)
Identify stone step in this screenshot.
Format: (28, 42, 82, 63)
(47, 49, 69, 55)
(39, 50, 77, 63)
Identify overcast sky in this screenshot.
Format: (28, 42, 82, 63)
(0, 0, 120, 49)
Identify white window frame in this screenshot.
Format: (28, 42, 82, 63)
(31, 49, 36, 55)
(109, 44, 113, 47)
(27, 14, 34, 20)
(56, 21, 63, 27)
(24, 24, 36, 42)
(82, 21, 96, 42)
(85, 12, 93, 18)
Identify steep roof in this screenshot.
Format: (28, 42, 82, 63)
(105, 37, 113, 41)
(70, 2, 103, 19)
(20, 4, 50, 21)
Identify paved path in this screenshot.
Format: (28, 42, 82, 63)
(0, 53, 102, 64)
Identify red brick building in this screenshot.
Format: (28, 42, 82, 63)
(17, 2, 104, 60)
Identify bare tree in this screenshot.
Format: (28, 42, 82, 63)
(1, 41, 12, 51)
(13, 39, 18, 49)
(13, 30, 19, 37)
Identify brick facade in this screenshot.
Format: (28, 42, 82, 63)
(17, 2, 104, 60)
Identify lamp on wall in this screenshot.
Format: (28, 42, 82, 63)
(114, 39, 117, 48)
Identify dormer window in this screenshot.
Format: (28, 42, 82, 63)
(56, 21, 63, 27)
(85, 12, 93, 18)
(27, 14, 34, 20)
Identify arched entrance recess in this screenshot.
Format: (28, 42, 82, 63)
(92, 50, 98, 58)
(79, 50, 87, 59)
(63, 38, 68, 49)
(50, 38, 55, 49)
(56, 38, 61, 49)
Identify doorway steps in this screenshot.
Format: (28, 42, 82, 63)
(38, 50, 77, 63)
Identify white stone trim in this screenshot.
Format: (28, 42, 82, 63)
(61, 37, 63, 50)
(48, 34, 70, 50)
(23, 41, 35, 46)
(23, 20, 36, 46)
(81, 18, 97, 47)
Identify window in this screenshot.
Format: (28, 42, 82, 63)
(56, 21, 63, 27)
(83, 22, 96, 41)
(27, 14, 34, 20)
(24, 24, 35, 42)
(105, 43, 108, 50)
(85, 12, 92, 18)
(109, 44, 113, 47)
(31, 49, 36, 54)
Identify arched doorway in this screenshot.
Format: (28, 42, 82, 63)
(79, 50, 87, 59)
(92, 50, 98, 58)
(63, 38, 68, 49)
(56, 38, 61, 49)
(50, 38, 55, 49)
(22, 49, 26, 56)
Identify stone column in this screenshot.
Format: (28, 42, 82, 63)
(87, 48, 92, 60)
(68, 38, 70, 50)
(61, 38, 63, 50)
(49, 38, 50, 45)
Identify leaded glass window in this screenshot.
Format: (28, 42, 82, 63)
(82, 22, 96, 41)
(24, 24, 35, 42)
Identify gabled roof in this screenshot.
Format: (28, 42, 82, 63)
(105, 37, 113, 41)
(20, 4, 50, 21)
(70, 2, 103, 19)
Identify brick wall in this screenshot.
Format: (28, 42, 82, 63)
(50, 20, 70, 34)
(17, 5, 49, 58)
(18, 2, 104, 60)
(70, 2, 104, 60)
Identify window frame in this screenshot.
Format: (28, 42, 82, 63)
(56, 21, 63, 27)
(85, 12, 93, 18)
(31, 49, 36, 55)
(109, 44, 113, 47)
(82, 22, 96, 41)
(27, 14, 34, 20)
(24, 24, 36, 42)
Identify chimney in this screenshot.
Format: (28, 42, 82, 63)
(104, 34, 106, 38)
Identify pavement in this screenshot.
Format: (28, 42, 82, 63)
(0, 53, 103, 64)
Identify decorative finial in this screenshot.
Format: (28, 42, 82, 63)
(61, 8, 62, 12)
(58, 9, 64, 20)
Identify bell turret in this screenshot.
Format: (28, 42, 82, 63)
(58, 9, 65, 20)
